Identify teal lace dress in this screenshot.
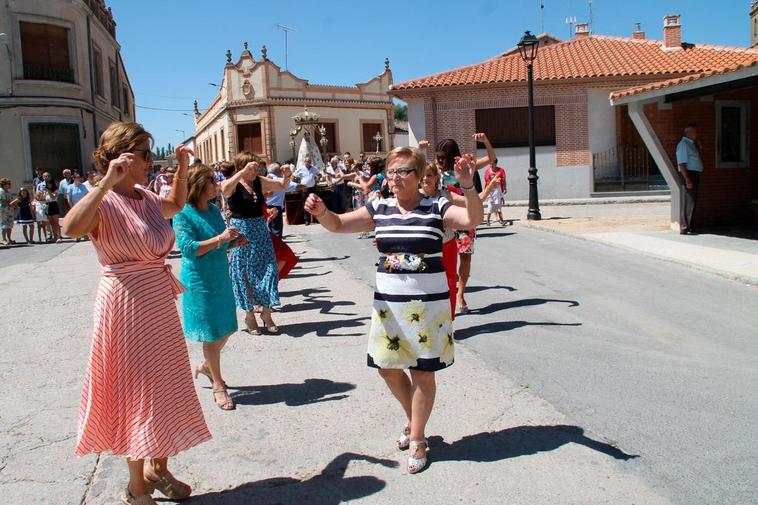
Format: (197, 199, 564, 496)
(173, 203, 238, 342)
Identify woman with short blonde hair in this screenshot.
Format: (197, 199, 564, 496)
(64, 122, 210, 505)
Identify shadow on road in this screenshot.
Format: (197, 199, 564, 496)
(286, 270, 333, 279)
(428, 425, 637, 466)
(468, 298, 579, 316)
(475, 231, 517, 239)
(297, 255, 350, 263)
(455, 320, 582, 340)
(188, 452, 397, 504)
(465, 284, 517, 294)
(282, 316, 370, 338)
(230, 378, 356, 407)
(282, 297, 357, 316)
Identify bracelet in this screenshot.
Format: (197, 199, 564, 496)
(461, 184, 476, 192)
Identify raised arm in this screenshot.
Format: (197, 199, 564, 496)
(260, 164, 293, 193)
(160, 145, 193, 218)
(63, 154, 133, 238)
(222, 162, 254, 198)
(442, 154, 484, 230)
(473, 133, 496, 170)
(304, 193, 373, 233)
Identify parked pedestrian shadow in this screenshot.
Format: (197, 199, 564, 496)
(282, 316, 370, 338)
(428, 425, 637, 466)
(230, 378, 355, 407)
(187, 452, 397, 504)
(286, 270, 333, 279)
(283, 298, 357, 316)
(466, 284, 517, 294)
(455, 320, 582, 340)
(468, 298, 579, 316)
(297, 255, 350, 263)
(475, 232, 516, 239)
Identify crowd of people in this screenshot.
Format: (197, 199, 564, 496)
(44, 119, 511, 504)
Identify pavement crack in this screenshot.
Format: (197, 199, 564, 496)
(79, 453, 100, 505)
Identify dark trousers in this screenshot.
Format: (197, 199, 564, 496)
(330, 184, 346, 214)
(303, 187, 316, 223)
(268, 206, 284, 237)
(679, 171, 700, 231)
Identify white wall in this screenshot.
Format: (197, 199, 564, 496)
(406, 98, 425, 146)
(588, 89, 618, 180)
(477, 147, 591, 200)
(393, 133, 409, 147)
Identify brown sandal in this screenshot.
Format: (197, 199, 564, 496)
(143, 471, 192, 500)
(121, 487, 157, 505)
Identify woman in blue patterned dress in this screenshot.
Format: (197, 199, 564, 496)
(174, 164, 248, 410)
(221, 152, 293, 334)
(306, 146, 483, 474)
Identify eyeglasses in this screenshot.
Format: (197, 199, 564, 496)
(386, 167, 417, 178)
(133, 149, 153, 161)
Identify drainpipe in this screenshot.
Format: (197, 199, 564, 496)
(86, 16, 97, 148)
(627, 101, 681, 229)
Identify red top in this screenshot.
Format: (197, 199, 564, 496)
(484, 166, 506, 191)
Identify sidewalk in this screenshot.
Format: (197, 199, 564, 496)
(0, 231, 672, 504)
(500, 202, 758, 286)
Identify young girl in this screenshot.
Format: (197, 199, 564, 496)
(13, 188, 35, 243)
(33, 192, 51, 242)
(0, 178, 15, 245)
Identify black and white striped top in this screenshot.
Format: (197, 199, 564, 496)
(366, 195, 451, 255)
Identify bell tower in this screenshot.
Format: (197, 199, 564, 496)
(751, 1, 758, 48)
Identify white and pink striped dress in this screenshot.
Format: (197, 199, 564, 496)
(76, 187, 211, 459)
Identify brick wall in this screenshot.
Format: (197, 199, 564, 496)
(645, 90, 758, 228)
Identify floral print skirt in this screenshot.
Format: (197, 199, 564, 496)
(229, 216, 280, 310)
(367, 256, 454, 372)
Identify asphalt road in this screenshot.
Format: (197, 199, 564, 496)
(300, 222, 758, 505)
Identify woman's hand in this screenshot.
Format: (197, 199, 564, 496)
(242, 161, 259, 177)
(454, 153, 477, 188)
(100, 153, 135, 190)
(175, 144, 193, 168)
(304, 193, 326, 216)
(218, 226, 241, 244)
(472, 132, 488, 142)
(281, 164, 292, 179)
(234, 236, 249, 247)
(418, 140, 430, 150)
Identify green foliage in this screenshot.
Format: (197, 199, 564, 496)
(394, 104, 408, 121)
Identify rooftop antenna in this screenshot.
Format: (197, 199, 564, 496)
(540, 1, 545, 33)
(275, 23, 296, 71)
(588, 0, 593, 34)
(565, 16, 577, 38)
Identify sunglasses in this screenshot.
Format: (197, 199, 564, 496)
(386, 167, 417, 178)
(133, 149, 153, 161)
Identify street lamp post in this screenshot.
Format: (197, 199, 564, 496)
(517, 30, 541, 221)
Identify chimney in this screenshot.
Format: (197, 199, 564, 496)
(632, 22, 646, 40)
(575, 23, 590, 38)
(663, 15, 681, 50)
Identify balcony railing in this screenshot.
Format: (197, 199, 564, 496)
(23, 64, 75, 83)
(593, 144, 668, 192)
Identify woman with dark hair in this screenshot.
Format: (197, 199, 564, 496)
(174, 164, 248, 411)
(430, 133, 496, 313)
(63, 122, 210, 504)
(43, 179, 62, 243)
(221, 152, 292, 334)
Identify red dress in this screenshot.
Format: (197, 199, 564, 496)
(76, 188, 211, 459)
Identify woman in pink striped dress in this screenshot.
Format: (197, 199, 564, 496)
(64, 122, 211, 505)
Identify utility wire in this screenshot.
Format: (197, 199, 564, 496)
(136, 104, 193, 112)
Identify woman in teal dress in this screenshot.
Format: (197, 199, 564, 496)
(174, 164, 247, 411)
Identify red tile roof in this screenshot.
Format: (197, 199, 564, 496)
(609, 60, 758, 101)
(392, 36, 758, 91)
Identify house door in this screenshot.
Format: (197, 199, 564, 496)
(28, 123, 81, 180)
(237, 123, 262, 156)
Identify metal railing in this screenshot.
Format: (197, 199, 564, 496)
(23, 64, 75, 83)
(593, 144, 664, 191)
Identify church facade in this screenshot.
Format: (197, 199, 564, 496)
(193, 43, 394, 165)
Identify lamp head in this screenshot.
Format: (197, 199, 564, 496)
(517, 31, 539, 63)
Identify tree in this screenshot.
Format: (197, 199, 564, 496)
(394, 104, 408, 121)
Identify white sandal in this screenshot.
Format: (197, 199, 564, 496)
(397, 425, 411, 450)
(407, 439, 429, 474)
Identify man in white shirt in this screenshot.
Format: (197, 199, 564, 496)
(675, 125, 704, 235)
(293, 155, 321, 225)
(265, 163, 298, 237)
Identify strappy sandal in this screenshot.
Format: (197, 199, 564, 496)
(212, 387, 235, 411)
(143, 470, 192, 500)
(245, 314, 262, 336)
(261, 314, 280, 334)
(397, 424, 411, 450)
(194, 364, 227, 388)
(121, 487, 157, 505)
(407, 440, 429, 474)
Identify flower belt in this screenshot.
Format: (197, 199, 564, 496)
(382, 253, 436, 272)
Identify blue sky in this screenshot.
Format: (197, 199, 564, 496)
(110, 0, 750, 149)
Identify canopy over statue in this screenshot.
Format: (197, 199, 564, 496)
(295, 130, 325, 170)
